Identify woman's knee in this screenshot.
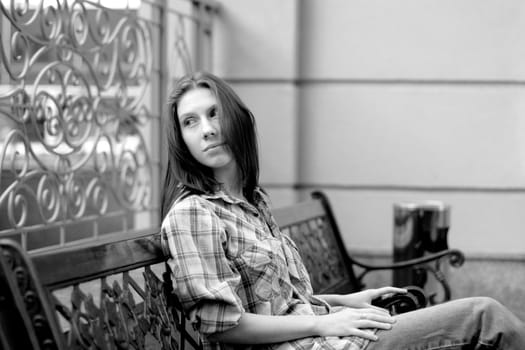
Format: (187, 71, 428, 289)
(468, 296, 524, 345)
(470, 296, 504, 311)
(468, 296, 511, 321)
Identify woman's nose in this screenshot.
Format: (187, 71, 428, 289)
(202, 119, 217, 139)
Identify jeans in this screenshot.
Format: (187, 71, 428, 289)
(366, 297, 525, 350)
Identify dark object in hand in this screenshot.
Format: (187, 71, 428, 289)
(372, 286, 427, 315)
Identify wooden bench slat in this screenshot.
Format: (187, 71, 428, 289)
(31, 229, 162, 289)
(272, 199, 325, 227)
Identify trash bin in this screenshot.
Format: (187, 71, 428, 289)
(393, 200, 450, 289)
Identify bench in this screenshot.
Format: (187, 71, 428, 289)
(0, 190, 465, 350)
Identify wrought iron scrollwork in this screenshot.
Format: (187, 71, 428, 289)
(282, 217, 350, 293)
(0, 1, 155, 245)
(50, 267, 180, 349)
(0, 239, 62, 349)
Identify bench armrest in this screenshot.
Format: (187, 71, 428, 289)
(350, 248, 465, 304)
(350, 248, 465, 272)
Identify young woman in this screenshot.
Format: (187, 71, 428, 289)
(161, 71, 525, 350)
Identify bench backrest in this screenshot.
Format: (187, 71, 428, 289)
(273, 191, 361, 294)
(0, 191, 357, 350)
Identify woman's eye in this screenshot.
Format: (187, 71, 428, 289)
(182, 117, 196, 127)
(209, 107, 218, 118)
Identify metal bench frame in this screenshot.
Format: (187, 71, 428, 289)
(0, 191, 464, 350)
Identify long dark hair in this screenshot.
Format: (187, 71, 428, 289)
(161, 71, 260, 219)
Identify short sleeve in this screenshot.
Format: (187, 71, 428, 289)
(161, 196, 244, 335)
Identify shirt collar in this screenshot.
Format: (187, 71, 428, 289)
(201, 187, 266, 206)
(202, 190, 242, 204)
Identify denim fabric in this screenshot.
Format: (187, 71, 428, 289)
(366, 297, 525, 350)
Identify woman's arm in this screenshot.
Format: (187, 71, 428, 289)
(208, 308, 396, 344)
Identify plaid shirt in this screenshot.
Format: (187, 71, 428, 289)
(161, 187, 369, 350)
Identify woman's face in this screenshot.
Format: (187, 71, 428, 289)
(177, 87, 234, 173)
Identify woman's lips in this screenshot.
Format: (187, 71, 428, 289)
(203, 143, 223, 152)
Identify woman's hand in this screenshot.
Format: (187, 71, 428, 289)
(208, 309, 394, 344)
(314, 306, 396, 341)
(318, 286, 407, 309)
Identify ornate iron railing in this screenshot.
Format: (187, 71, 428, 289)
(0, 0, 218, 250)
